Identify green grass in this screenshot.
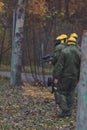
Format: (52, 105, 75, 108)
(0, 76, 9, 86)
(0, 65, 10, 71)
(0, 124, 26, 130)
(0, 64, 53, 75)
(0, 124, 15, 130)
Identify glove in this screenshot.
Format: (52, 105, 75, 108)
(54, 78, 58, 84)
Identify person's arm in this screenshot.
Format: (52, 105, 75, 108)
(53, 51, 65, 79)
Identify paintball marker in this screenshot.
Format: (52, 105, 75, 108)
(47, 77, 55, 93)
(47, 77, 61, 104)
(40, 54, 53, 64)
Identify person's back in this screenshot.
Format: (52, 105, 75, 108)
(54, 43, 67, 61)
(53, 37, 81, 117)
(60, 44, 81, 78)
(53, 37, 81, 80)
(52, 34, 68, 66)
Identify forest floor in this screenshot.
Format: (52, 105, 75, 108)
(0, 77, 77, 130)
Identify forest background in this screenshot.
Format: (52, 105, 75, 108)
(0, 0, 87, 66)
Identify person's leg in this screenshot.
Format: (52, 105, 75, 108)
(66, 80, 77, 113)
(55, 78, 76, 117)
(66, 90, 75, 111)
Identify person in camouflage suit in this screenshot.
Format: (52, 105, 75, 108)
(52, 34, 68, 66)
(70, 33, 81, 51)
(53, 37, 81, 117)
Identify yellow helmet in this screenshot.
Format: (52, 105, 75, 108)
(70, 33, 78, 39)
(60, 34, 68, 43)
(56, 35, 62, 40)
(56, 34, 68, 44)
(67, 37, 76, 45)
(56, 34, 68, 43)
(56, 34, 67, 40)
(54, 35, 61, 46)
(60, 34, 68, 39)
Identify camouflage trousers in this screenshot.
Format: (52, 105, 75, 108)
(54, 77, 77, 112)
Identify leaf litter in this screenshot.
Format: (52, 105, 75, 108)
(0, 81, 76, 130)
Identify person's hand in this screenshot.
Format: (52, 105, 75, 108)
(48, 61, 52, 65)
(54, 78, 58, 84)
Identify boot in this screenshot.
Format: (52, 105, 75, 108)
(58, 111, 71, 117)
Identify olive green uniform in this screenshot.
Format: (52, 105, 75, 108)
(53, 44, 81, 112)
(52, 43, 67, 66)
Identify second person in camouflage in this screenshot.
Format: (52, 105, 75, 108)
(53, 37, 81, 117)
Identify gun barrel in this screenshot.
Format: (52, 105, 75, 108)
(40, 54, 53, 64)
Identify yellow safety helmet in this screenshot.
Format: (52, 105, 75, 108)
(60, 34, 68, 43)
(70, 33, 78, 39)
(60, 34, 68, 40)
(56, 34, 68, 44)
(54, 35, 61, 46)
(56, 35, 62, 40)
(67, 37, 76, 45)
(56, 34, 67, 40)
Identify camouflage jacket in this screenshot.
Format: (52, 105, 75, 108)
(53, 44, 81, 81)
(52, 43, 67, 66)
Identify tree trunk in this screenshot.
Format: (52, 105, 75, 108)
(58, 0, 62, 13)
(10, 0, 26, 87)
(64, 0, 69, 19)
(76, 30, 87, 130)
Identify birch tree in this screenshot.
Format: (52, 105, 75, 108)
(10, 0, 27, 87)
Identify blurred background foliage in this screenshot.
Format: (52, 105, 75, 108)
(0, 0, 86, 66)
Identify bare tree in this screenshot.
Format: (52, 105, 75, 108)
(64, 0, 69, 19)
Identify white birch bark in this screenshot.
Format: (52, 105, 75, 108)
(10, 0, 26, 86)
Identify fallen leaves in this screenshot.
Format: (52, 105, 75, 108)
(0, 81, 76, 129)
(23, 83, 54, 99)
